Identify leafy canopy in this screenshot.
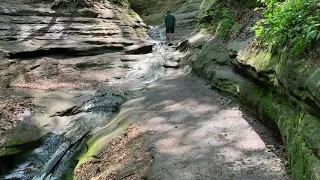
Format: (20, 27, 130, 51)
(253, 0, 320, 54)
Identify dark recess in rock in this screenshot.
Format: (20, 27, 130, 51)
(6, 46, 124, 59)
(176, 40, 189, 51)
(124, 44, 153, 54)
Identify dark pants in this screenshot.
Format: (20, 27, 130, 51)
(166, 27, 175, 34)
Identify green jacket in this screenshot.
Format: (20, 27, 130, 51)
(165, 13, 176, 29)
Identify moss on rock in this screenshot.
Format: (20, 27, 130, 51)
(238, 79, 320, 180)
(188, 36, 320, 180)
(0, 146, 21, 157)
(76, 119, 130, 168)
(4, 123, 43, 147)
(238, 48, 320, 116)
(301, 114, 320, 151)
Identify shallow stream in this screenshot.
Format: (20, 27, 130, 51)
(2, 27, 168, 180)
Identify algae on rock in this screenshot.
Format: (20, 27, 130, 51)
(186, 35, 320, 179)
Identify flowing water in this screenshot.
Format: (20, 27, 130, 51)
(108, 27, 167, 91)
(2, 28, 168, 180)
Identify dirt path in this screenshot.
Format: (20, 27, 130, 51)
(137, 68, 290, 179)
(75, 23, 289, 179)
(77, 65, 289, 179)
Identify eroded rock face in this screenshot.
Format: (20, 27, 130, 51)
(0, 0, 152, 161)
(51, 0, 94, 10)
(124, 43, 153, 54)
(0, 0, 167, 178)
(0, 0, 149, 59)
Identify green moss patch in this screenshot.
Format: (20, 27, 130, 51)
(0, 147, 21, 157)
(238, 79, 320, 180)
(189, 37, 320, 179)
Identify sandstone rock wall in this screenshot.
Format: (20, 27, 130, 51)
(185, 36, 320, 180)
(0, 0, 148, 59)
(0, 0, 151, 157)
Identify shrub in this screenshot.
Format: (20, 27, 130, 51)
(253, 0, 320, 55)
(218, 7, 233, 36)
(198, 0, 234, 37)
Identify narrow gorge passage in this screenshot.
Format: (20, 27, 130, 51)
(75, 30, 290, 179)
(0, 0, 294, 179)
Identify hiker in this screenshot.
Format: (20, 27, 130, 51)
(164, 10, 176, 40)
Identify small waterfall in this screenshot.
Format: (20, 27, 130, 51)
(108, 27, 167, 91)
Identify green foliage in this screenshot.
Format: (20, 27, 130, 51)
(253, 0, 320, 55)
(218, 8, 233, 36)
(245, 0, 263, 8)
(198, 0, 234, 37)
